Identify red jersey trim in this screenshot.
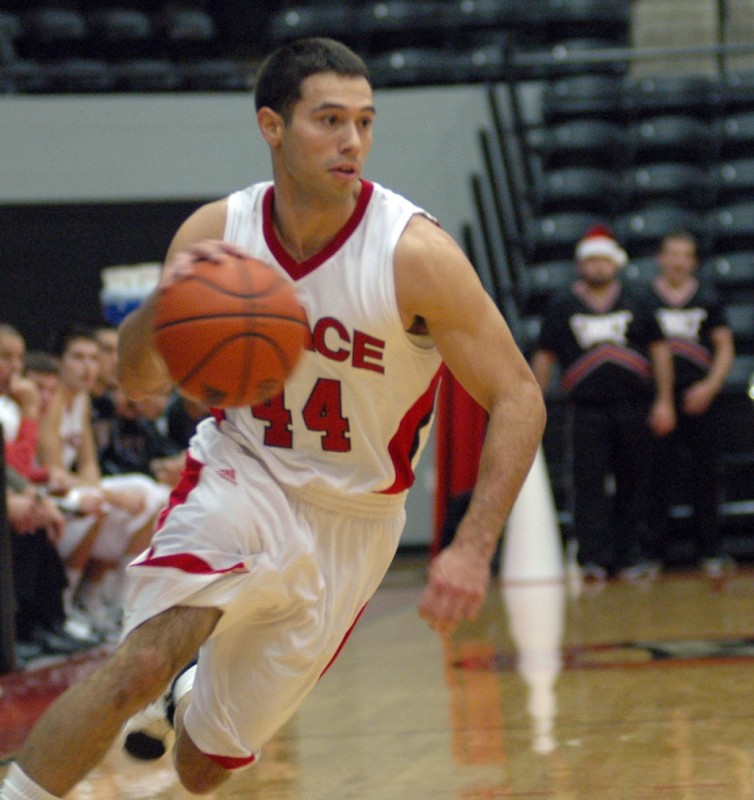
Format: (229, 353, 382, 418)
(380, 367, 443, 495)
(263, 181, 375, 281)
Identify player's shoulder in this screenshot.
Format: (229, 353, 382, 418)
(171, 197, 229, 248)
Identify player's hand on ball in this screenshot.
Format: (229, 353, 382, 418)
(160, 240, 252, 289)
(418, 541, 490, 635)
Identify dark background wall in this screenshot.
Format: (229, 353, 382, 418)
(0, 201, 203, 348)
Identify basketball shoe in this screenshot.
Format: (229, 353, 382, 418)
(122, 660, 197, 760)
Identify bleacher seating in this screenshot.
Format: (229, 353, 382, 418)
(0, 0, 634, 94)
(465, 27, 754, 546)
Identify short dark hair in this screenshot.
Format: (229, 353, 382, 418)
(25, 350, 59, 375)
(254, 37, 371, 121)
(48, 323, 98, 358)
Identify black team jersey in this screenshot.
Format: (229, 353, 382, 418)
(537, 281, 663, 403)
(648, 278, 728, 390)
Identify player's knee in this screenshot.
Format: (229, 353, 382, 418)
(109, 644, 176, 708)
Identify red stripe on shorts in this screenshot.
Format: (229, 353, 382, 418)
(136, 452, 248, 575)
(155, 452, 204, 531)
(319, 604, 367, 678)
(133, 552, 248, 575)
(206, 752, 257, 770)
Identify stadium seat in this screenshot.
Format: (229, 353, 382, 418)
(449, 41, 507, 83)
(628, 115, 719, 165)
(181, 58, 251, 92)
(524, 211, 603, 263)
(0, 11, 21, 65)
(719, 112, 754, 159)
(542, 73, 624, 123)
(111, 58, 181, 91)
(86, 8, 154, 60)
(266, 6, 353, 46)
(47, 58, 113, 93)
(623, 255, 657, 283)
(540, 0, 631, 33)
(623, 162, 715, 211)
(520, 259, 574, 315)
(725, 304, 754, 354)
(0, 58, 50, 93)
(614, 204, 706, 259)
(527, 118, 629, 169)
(712, 158, 754, 205)
(724, 354, 754, 392)
(707, 202, 754, 255)
(156, 6, 218, 59)
(22, 7, 88, 60)
(532, 165, 626, 215)
(443, 0, 534, 33)
(368, 47, 461, 88)
(621, 73, 721, 120)
(514, 37, 627, 80)
(706, 251, 754, 302)
(721, 69, 754, 114)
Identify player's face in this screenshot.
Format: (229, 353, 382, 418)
(59, 338, 100, 393)
(27, 371, 59, 416)
(658, 238, 697, 286)
(95, 328, 119, 389)
(280, 72, 375, 200)
(0, 333, 24, 392)
(577, 255, 621, 288)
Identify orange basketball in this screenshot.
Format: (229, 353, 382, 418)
(152, 255, 308, 407)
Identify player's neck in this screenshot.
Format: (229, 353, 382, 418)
(271, 182, 361, 262)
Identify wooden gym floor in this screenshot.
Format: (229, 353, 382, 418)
(3, 553, 754, 799)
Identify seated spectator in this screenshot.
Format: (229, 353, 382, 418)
(6, 468, 99, 662)
(102, 390, 187, 482)
(37, 324, 170, 639)
(0, 327, 97, 659)
(0, 324, 41, 481)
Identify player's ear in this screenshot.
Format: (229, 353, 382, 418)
(258, 107, 284, 145)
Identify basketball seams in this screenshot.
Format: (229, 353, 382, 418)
(152, 254, 307, 407)
(153, 314, 308, 332)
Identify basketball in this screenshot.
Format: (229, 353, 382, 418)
(152, 254, 308, 407)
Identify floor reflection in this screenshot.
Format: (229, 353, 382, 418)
(502, 580, 565, 754)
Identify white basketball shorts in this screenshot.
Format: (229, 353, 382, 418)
(122, 422, 406, 768)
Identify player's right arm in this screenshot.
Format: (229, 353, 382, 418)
(118, 199, 244, 400)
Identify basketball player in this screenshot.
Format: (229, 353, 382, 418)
(0, 38, 545, 799)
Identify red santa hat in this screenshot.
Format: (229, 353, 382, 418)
(575, 225, 628, 267)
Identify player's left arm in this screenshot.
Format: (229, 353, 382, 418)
(395, 215, 546, 634)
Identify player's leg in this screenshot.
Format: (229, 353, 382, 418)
(2, 604, 220, 799)
(172, 683, 232, 794)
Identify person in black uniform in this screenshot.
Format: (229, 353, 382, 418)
(647, 231, 735, 576)
(531, 225, 676, 581)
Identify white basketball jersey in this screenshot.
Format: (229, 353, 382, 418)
(213, 180, 443, 511)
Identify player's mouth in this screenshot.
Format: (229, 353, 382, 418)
(330, 163, 359, 180)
